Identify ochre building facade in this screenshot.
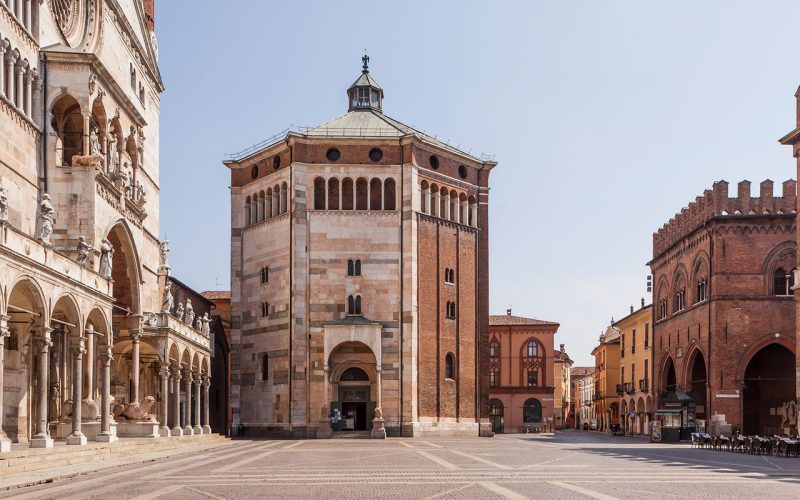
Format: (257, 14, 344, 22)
(225, 58, 495, 438)
(614, 302, 653, 436)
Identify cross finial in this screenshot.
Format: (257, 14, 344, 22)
(362, 51, 369, 73)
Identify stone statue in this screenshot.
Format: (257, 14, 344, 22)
(71, 124, 105, 169)
(195, 315, 203, 331)
(107, 135, 118, 173)
(161, 280, 174, 314)
(76, 236, 93, 266)
(98, 238, 113, 278)
(184, 299, 194, 326)
(201, 312, 211, 335)
(112, 396, 157, 421)
(158, 240, 170, 272)
(0, 186, 8, 223)
(61, 399, 101, 421)
(174, 302, 184, 322)
(374, 407, 382, 420)
(38, 194, 55, 246)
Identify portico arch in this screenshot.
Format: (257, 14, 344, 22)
(328, 342, 378, 431)
(103, 220, 142, 318)
(741, 342, 795, 435)
(684, 347, 707, 421)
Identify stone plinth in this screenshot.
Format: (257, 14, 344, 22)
(29, 435, 54, 448)
(116, 420, 160, 438)
(370, 418, 386, 439)
(54, 421, 118, 441)
(317, 420, 333, 439)
(0, 436, 11, 452)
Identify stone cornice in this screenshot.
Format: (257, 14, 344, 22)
(0, 3, 37, 52)
(0, 95, 41, 135)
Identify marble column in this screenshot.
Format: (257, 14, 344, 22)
(0, 42, 7, 99)
(14, 61, 24, 109)
(30, 327, 53, 448)
(6, 50, 18, 105)
(202, 374, 211, 434)
(130, 330, 140, 403)
(470, 204, 478, 227)
(66, 333, 87, 445)
(193, 373, 202, 434)
(158, 364, 171, 437)
(171, 368, 183, 436)
(97, 342, 117, 442)
(23, 0, 31, 31)
(84, 324, 95, 401)
(23, 68, 31, 117)
(0, 315, 11, 452)
(82, 113, 91, 157)
(182, 368, 193, 435)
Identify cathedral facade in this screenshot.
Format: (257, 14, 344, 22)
(225, 57, 496, 437)
(0, 0, 212, 449)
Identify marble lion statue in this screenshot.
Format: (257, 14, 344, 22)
(71, 154, 105, 169)
(112, 396, 157, 421)
(61, 398, 101, 421)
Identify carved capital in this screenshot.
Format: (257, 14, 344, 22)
(70, 335, 86, 357)
(98, 343, 113, 363)
(130, 330, 142, 342)
(33, 327, 53, 352)
(159, 363, 170, 379)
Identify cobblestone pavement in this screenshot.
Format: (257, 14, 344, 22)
(4, 430, 800, 499)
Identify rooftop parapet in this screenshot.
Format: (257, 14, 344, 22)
(653, 179, 797, 257)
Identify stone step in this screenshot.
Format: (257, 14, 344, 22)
(0, 434, 229, 476)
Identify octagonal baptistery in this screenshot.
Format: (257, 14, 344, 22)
(224, 56, 497, 438)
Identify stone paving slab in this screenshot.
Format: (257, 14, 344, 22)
(3, 431, 800, 499)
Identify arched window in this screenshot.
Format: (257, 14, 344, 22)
(356, 178, 368, 210)
(265, 188, 273, 218)
(522, 338, 543, 387)
(341, 367, 369, 381)
(355, 260, 361, 276)
(468, 195, 477, 227)
(445, 353, 455, 380)
(384, 178, 396, 210)
(347, 295, 362, 315)
(355, 295, 362, 315)
(328, 177, 340, 210)
(369, 178, 382, 210)
(420, 180, 429, 213)
(314, 177, 326, 210)
(489, 399, 503, 416)
(245, 197, 251, 226)
(342, 178, 354, 210)
(261, 354, 269, 381)
(523, 398, 542, 423)
(696, 280, 707, 302)
(257, 191, 265, 221)
(281, 182, 288, 213)
(273, 184, 281, 215)
(774, 268, 794, 296)
(449, 190, 458, 222)
(489, 339, 500, 358)
(439, 187, 448, 218)
(659, 299, 668, 320)
(347, 259, 354, 276)
(430, 184, 439, 217)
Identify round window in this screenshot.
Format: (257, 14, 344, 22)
(458, 165, 467, 179)
(250, 165, 259, 179)
(369, 148, 383, 162)
(273, 155, 281, 170)
(326, 148, 341, 162)
(429, 155, 439, 169)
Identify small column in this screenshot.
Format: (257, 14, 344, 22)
(193, 373, 202, 434)
(432, 190, 440, 218)
(171, 368, 183, 436)
(82, 113, 91, 157)
(0, 41, 7, 99)
(370, 366, 386, 439)
(23, 0, 31, 31)
(183, 368, 193, 435)
(0, 315, 11, 452)
(202, 374, 211, 434)
(30, 327, 53, 448)
(470, 204, 478, 228)
(14, 61, 24, 110)
(159, 364, 171, 437)
(97, 342, 117, 442)
(130, 330, 140, 403)
(23, 68, 31, 117)
(66, 333, 87, 445)
(7, 51, 18, 106)
(84, 324, 95, 401)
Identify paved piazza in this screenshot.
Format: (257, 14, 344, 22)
(5, 431, 800, 499)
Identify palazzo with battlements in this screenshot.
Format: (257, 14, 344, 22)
(225, 57, 496, 438)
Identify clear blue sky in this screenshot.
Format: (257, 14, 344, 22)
(156, 1, 799, 366)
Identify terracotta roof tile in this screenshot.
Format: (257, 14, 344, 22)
(489, 314, 559, 327)
(201, 290, 230, 300)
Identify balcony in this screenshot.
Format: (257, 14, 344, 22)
(142, 312, 211, 350)
(624, 382, 635, 395)
(593, 392, 605, 401)
(615, 384, 624, 396)
(639, 379, 650, 392)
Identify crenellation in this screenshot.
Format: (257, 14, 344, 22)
(654, 178, 796, 256)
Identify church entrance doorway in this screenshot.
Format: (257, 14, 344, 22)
(332, 366, 374, 432)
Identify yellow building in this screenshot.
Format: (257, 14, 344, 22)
(591, 326, 621, 431)
(614, 302, 654, 435)
(553, 344, 573, 429)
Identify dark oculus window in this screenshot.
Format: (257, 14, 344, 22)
(429, 155, 439, 169)
(273, 155, 281, 170)
(326, 148, 341, 162)
(250, 165, 259, 179)
(458, 165, 467, 179)
(369, 148, 383, 162)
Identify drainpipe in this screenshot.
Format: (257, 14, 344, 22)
(398, 140, 404, 435)
(287, 139, 294, 436)
(41, 52, 48, 192)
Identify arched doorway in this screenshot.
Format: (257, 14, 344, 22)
(662, 356, 676, 395)
(106, 222, 140, 328)
(523, 398, 542, 423)
(687, 350, 707, 422)
(488, 399, 504, 434)
(743, 343, 795, 435)
(329, 342, 377, 432)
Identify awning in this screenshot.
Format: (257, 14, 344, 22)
(655, 408, 682, 415)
